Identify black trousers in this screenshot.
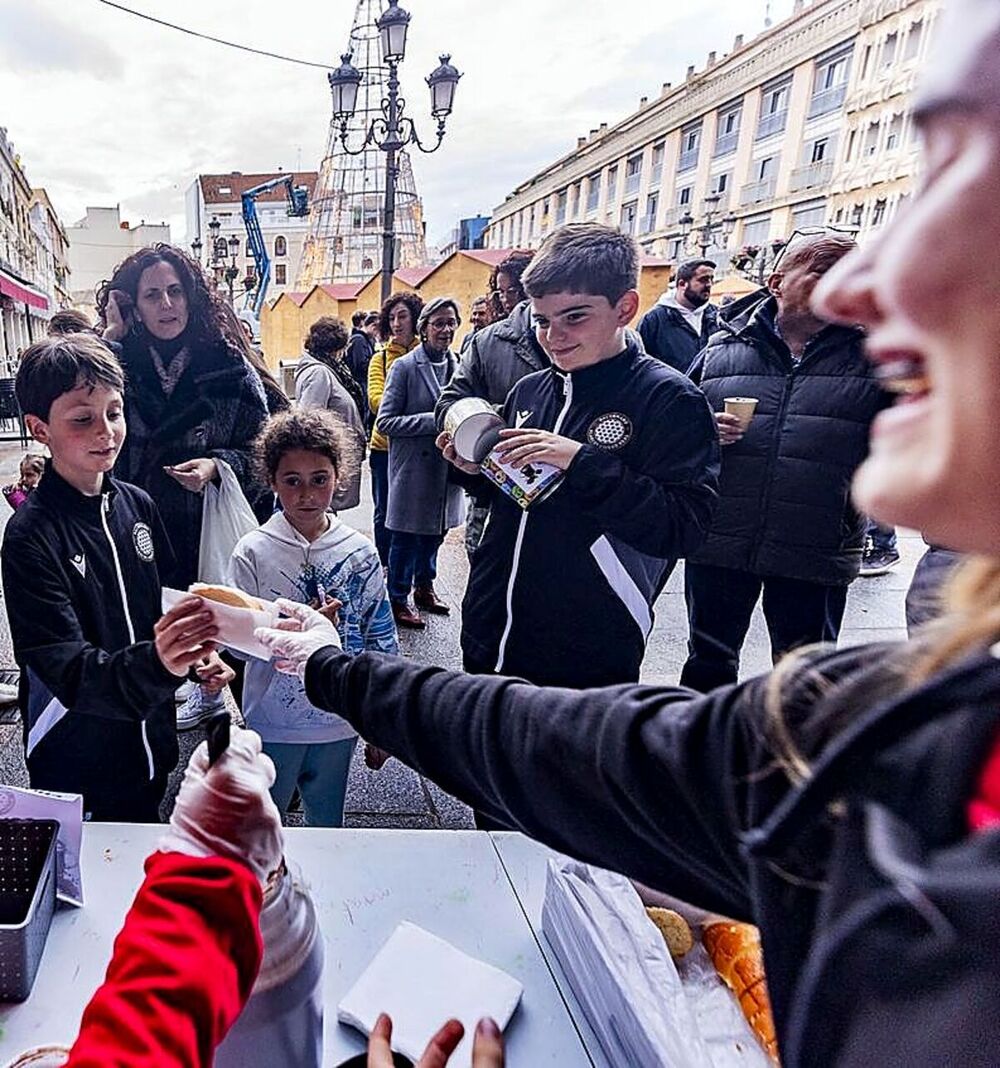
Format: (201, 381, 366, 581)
(680, 562, 848, 693)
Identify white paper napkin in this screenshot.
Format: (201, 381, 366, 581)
(162, 587, 281, 661)
(337, 922, 523, 1063)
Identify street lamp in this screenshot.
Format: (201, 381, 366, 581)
(224, 234, 241, 305)
(190, 236, 203, 263)
(732, 237, 788, 285)
(328, 1, 461, 303)
(678, 194, 736, 259)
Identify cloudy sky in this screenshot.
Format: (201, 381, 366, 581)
(0, 0, 795, 248)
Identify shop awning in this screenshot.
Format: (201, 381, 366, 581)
(0, 268, 48, 311)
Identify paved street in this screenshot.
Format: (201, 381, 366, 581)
(0, 440, 922, 829)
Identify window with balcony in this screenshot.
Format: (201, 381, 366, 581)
(863, 121, 881, 157)
(624, 155, 643, 196)
(275, 264, 287, 285)
(904, 20, 924, 61)
(872, 199, 887, 227)
(650, 143, 665, 187)
(791, 200, 827, 229)
(642, 193, 659, 234)
(678, 186, 692, 207)
(714, 101, 742, 157)
(809, 48, 851, 118)
(586, 173, 601, 213)
(757, 79, 790, 139)
(274, 235, 287, 257)
(620, 201, 638, 236)
(669, 238, 684, 260)
(555, 190, 567, 225)
(882, 32, 898, 67)
(886, 113, 904, 151)
(851, 203, 864, 227)
(741, 213, 772, 248)
(607, 165, 618, 202)
(860, 44, 872, 81)
(710, 172, 731, 199)
(742, 156, 778, 205)
(678, 123, 701, 172)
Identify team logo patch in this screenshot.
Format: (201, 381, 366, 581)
(0, 788, 16, 816)
(133, 522, 155, 562)
(587, 412, 632, 451)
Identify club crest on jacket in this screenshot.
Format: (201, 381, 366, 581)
(133, 522, 155, 563)
(587, 412, 632, 451)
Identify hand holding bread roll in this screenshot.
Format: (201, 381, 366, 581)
(703, 921, 779, 1063)
(190, 583, 264, 612)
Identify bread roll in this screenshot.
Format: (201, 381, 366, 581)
(190, 583, 264, 612)
(645, 906, 694, 959)
(703, 921, 779, 1063)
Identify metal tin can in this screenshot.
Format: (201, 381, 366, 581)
(444, 398, 505, 464)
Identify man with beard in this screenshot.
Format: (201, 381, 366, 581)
(638, 259, 718, 372)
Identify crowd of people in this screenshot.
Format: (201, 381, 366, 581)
(0, 1, 997, 1062)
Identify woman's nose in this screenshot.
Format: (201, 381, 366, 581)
(812, 245, 881, 328)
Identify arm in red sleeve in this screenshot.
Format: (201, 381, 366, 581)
(66, 852, 263, 1068)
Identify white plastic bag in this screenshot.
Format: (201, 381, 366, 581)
(197, 458, 258, 584)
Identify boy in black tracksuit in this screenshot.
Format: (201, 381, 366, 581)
(442, 224, 720, 688)
(2, 335, 230, 821)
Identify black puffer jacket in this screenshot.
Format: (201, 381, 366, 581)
(638, 298, 719, 373)
(688, 296, 886, 586)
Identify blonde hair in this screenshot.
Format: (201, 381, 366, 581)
(766, 554, 1000, 783)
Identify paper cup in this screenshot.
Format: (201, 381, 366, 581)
(444, 398, 505, 464)
(724, 397, 758, 431)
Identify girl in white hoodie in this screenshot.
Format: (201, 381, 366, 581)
(229, 409, 398, 826)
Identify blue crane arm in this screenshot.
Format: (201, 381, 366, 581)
(241, 175, 310, 318)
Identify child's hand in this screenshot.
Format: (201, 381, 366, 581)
(364, 742, 390, 771)
(195, 652, 235, 695)
(435, 430, 481, 475)
(309, 593, 343, 626)
(494, 428, 582, 471)
(154, 597, 218, 678)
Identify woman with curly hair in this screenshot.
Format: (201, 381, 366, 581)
(488, 250, 534, 319)
(367, 291, 423, 566)
(98, 245, 268, 597)
(294, 316, 366, 512)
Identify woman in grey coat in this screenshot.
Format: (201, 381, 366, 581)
(376, 298, 465, 628)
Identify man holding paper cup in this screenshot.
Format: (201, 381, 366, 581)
(682, 234, 887, 692)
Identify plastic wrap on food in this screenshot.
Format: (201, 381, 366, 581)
(162, 587, 282, 661)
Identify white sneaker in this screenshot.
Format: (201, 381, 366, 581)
(175, 680, 197, 705)
(176, 686, 227, 732)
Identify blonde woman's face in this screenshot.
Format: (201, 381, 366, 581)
(813, 8, 1000, 554)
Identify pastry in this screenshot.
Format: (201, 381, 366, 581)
(190, 583, 264, 612)
(645, 906, 694, 959)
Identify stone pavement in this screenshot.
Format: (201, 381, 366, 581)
(0, 440, 922, 830)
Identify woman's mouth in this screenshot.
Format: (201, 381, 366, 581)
(871, 353, 930, 400)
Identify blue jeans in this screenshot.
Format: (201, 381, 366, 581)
(264, 737, 357, 828)
(388, 531, 442, 602)
(369, 450, 390, 565)
(865, 517, 897, 552)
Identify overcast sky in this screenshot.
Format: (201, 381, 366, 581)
(0, 0, 795, 249)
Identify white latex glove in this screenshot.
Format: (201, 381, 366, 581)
(255, 598, 342, 680)
(159, 725, 283, 886)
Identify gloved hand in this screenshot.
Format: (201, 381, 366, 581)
(159, 725, 283, 886)
(255, 598, 342, 681)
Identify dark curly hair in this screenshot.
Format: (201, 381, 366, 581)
(95, 243, 244, 354)
(488, 250, 535, 304)
(304, 316, 350, 360)
(377, 291, 424, 343)
(255, 408, 359, 486)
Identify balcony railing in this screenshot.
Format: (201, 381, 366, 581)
(807, 83, 847, 119)
(650, 165, 663, 188)
(661, 205, 691, 229)
(789, 160, 834, 192)
(713, 130, 739, 158)
(756, 109, 788, 140)
(624, 172, 641, 196)
(677, 148, 700, 173)
(740, 176, 777, 205)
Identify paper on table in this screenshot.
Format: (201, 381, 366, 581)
(0, 785, 83, 906)
(162, 587, 282, 661)
(541, 859, 709, 1067)
(337, 922, 523, 1064)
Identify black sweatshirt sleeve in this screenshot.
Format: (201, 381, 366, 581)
(305, 647, 775, 919)
(562, 384, 721, 559)
(2, 535, 179, 720)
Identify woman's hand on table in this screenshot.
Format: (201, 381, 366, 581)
(165, 458, 218, 493)
(368, 1013, 504, 1067)
(255, 598, 342, 679)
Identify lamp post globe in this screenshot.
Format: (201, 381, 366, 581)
(427, 54, 461, 117)
(329, 54, 362, 120)
(377, 0, 411, 63)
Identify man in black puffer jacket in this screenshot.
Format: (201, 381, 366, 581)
(681, 235, 887, 692)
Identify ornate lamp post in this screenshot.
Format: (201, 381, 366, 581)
(190, 236, 203, 264)
(731, 237, 788, 285)
(224, 233, 241, 305)
(678, 193, 737, 259)
(328, 0, 461, 303)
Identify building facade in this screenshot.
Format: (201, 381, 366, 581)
(186, 171, 318, 305)
(0, 128, 64, 373)
(487, 0, 938, 273)
(66, 206, 170, 319)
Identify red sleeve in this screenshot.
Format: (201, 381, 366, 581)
(66, 852, 263, 1068)
(967, 728, 1000, 833)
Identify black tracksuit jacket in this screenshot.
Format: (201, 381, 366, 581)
(1, 464, 180, 821)
(460, 342, 720, 687)
(303, 640, 1000, 1067)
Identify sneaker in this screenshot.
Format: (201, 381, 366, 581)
(177, 686, 227, 732)
(860, 546, 900, 577)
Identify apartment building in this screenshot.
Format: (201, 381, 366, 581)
(487, 0, 938, 271)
